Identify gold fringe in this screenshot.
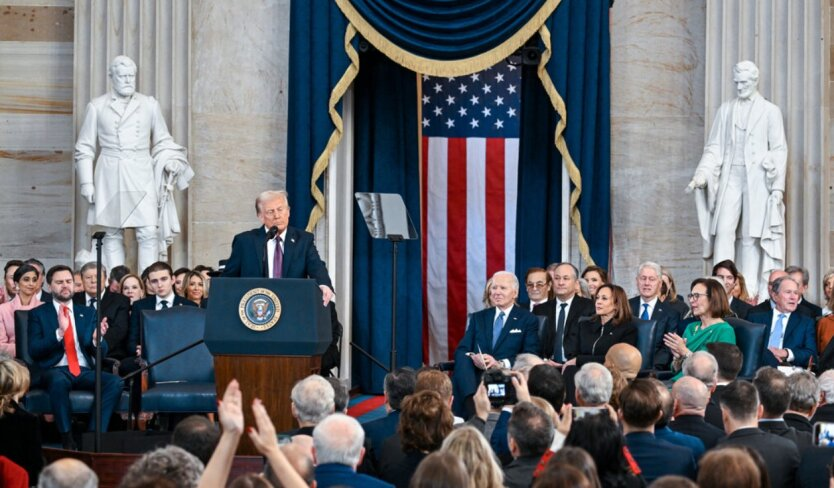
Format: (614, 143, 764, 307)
(305, 23, 361, 233)
(334, 0, 560, 77)
(536, 24, 595, 266)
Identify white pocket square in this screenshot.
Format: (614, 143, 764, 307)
(509, 328, 522, 334)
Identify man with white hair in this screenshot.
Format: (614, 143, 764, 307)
(682, 351, 723, 430)
(629, 261, 681, 369)
(574, 362, 613, 407)
(811, 369, 834, 425)
(453, 270, 540, 417)
(313, 414, 393, 488)
(38, 458, 98, 488)
(670, 376, 725, 449)
(784, 370, 819, 433)
(287, 375, 336, 436)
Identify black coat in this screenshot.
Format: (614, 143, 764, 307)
(669, 414, 725, 449)
(566, 316, 638, 366)
(628, 297, 681, 370)
(534, 296, 595, 361)
(719, 427, 800, 488)
(729, 297, 752, 320)
(73, 290, 131, 360)
(0, 402, 42, 484)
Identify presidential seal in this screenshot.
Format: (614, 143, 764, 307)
(238, 288, 281, 331)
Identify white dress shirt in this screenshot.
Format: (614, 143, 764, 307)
(770, 310, 795, 363)
(155, 292, 176, 310)
(640, 296, 658, 318)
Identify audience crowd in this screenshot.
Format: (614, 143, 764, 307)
(1, 257, 834, 487)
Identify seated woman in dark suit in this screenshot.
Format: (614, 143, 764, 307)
(563, 284, 637, 368)
(0, 357, 43, 484)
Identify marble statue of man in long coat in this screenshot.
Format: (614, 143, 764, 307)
(74, 55, 192, 272)
(687, 60, 787, 300)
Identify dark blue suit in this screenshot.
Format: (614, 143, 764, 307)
(452, 306, 540, 415)
(315, 463, 393, 488)
(748, 310, 817, 368)
(222, 225, 333, 289)
(27, 302, 122, 433)
(629, 297, 681, 370)
(624, 432, 696, 483)
(363, 410, 400, 466)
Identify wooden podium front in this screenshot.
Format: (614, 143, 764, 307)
(205, 278, 332, 455)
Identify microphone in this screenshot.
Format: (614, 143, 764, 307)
(266, 226, 279, 241)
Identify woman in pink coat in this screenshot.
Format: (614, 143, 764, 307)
(0, 264, 42, 356)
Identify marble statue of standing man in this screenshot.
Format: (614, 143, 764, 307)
(686, 60, 787, 300)
(74, 55, 193, 273)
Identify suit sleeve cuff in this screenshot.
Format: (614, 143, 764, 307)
(786, 349, 794, 363)
(501, 359, 511, 369)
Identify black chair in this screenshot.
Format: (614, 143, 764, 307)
(725, 317, 767, 378)
(632, 318, 658, 371)
(140, 307, 216, 414)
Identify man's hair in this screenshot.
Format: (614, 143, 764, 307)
(410, 451, 469, 488)
(3, 260, 23, 275)
(682, 351, 718, 388)
(415, 369, 453, 403)
(291, 375, 335, 424)
(383, 367, 416, 410)
(697, 446, 761, 488)
(173, 267, 191, 278)
(671, 376, 710, 412)
(787, 370, 820, 412)
(313, 414, 365, 467)
(490, 270, 519, 292)
(712, 260, 739, 279)
(507, 401, 554, 457)
(771, 275, 798, 295)
(525, 267, 551, 284)
(648, 378, 674, 426)
(689, 278, 731, 318)
(109, 55, 137, 76)
(325, 377, 349, 413)
(718, 380, 759, 421)
(120, 445, 203, 488)
(637, 261, 662, 280)
(24, 258, 45, 272)
(255, 190, 290, 215)
(574, 362, 612, 406)
(109, 265, 131, 284)
(79, 262, 104, 277)
(171, 415, 220, 465)
(819, 370, 834, 404)
(144, 261, 173, 277)
(38, 459, 98, 488)
(785, 265, 810, 286)
(753, 367, 790, 417)
(619, 379, 662, 429)
(192, 264, 214, 274)
(548, 262, 579, 280)
(706, 342, 743, 381)
(46, 265, 73, 284)
(733, 60, 759, 81)
(512, 353, 544, 378)
(528, 364, 566, 411)
(228, 473, 273, 488)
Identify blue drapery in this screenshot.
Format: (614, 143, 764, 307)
(287, 0, 611, 390)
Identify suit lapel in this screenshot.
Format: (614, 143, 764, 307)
(282, 227, 297, 277)
(253, 227, 267, 277)
(781, 313, 800, 345)
(493, 307, 518, 350)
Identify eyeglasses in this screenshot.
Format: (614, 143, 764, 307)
(687, 293, 708, 301)
(526, 281, 547, 289)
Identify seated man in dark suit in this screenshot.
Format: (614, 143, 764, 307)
(621, 379, 697, 483)
(72, 262, 130, 361)
(712, 260, 752, 319)
(753, 367, 812, 447)
(362, 368, 416, 468)
(312, 414, 393, 488)
(28, 265, 123, 450)
(670, 376, 726, 449)
(748, 276, 817, 369)
(718, 380, 800, 488)
(786, 265, 823, 319)
(629, 261, 680, 369)
(535, 263, 594, 364)
(784, 370, 818, 433)
(222, 190, 334, 306)
(452, 271, 540, 418)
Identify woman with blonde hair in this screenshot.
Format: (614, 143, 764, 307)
(0, 357, 42, 482)
(440, 426, 503, 488)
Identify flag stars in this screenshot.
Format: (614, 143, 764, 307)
(458, 84, 468, 94)
(508, 65, 517, 71)
(507, 107, 516, 117)
(446, 95, 456, 106)
(507, 84, 517, 94)
(422, 118, 430, 127)
(494, 119, 504, 129)
(422, 95, 430, 105)
(494, 96, 504, 106)
(469, 73, 480, 82)
(469, 95, 480, 105)
(445, 118, 455, 128)
(422, 74, 430, 81)
(469, 118, 480, 128)
(482, 84, 492, 94)
(495, 73, 504, 83)
(458, 107, 468, 117)
(433, 106, 443, 117)
(481, 107, 492, 118)
(433, 83, 442, 93)
(447, 76, 455, 82)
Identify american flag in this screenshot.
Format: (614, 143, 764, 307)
(420, 63, 522, 364)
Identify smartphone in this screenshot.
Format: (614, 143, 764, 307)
(572, 406, 606, 420)
(814, 422, 834, 446)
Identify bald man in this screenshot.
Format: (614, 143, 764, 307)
(670, 376, 726, 449)
(749, 269, 788, 315)
(604, 343, 643, 382)
(38, 458, 98, 488)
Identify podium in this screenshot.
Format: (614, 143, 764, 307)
(205, 278, 331, 454)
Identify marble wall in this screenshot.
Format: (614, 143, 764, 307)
(609, 0, 707, 296)
(0, 1, 74, 270)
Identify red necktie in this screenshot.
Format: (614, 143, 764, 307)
(59, 305, 81, 376)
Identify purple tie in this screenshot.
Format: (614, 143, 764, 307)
(272, 236, 283, 278)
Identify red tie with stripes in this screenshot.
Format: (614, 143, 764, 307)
(59, 305, 81, 376)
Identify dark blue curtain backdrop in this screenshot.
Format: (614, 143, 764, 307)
(287, 0, 610, 390)
(352, 50, 422, 393)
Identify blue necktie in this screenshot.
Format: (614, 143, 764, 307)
(553, 303, 567, 362)
(641, 303, 650, 320)
(492, 311, 505, 348)
(768, 313, 786, 348)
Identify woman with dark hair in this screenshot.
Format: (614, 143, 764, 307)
(408, 451, 468, 488)
(564, 414, 645, 488)
(1, 260, 23, 305)
(663, 278, 735, 377)
(380, 390, 454, 488)
(549, 447, 602, 488)
(697, 446, 767, 488)
(0, 264, 42, 356)
(581, 266, 608, 298)
(659, 267, 688, 318)
(563, 284, 636, 368)
(173, 267, 190, 297)
(533, 462, 592, 488)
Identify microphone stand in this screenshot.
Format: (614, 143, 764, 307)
(91, 231, 106, 453)
(262, 226, 278, 277)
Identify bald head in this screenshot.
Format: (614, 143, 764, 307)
(38, 458, 97, 488)
(767, 269, 788, 299)
(672, 377, 710, 415)
(605, 344, 642, 379)
(683, 351, 718, 388)
(265, 441, 315, 487)
(313, 414, 365, 469)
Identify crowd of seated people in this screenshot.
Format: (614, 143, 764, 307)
(2, 257, 834, 487)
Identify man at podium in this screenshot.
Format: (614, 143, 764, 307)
(222, 190, 334, 306)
